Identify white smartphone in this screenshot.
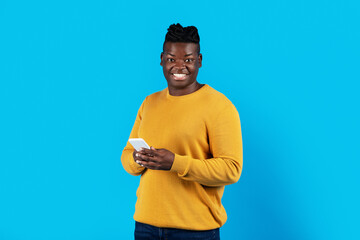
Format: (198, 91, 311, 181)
(128, 138, 150, 151)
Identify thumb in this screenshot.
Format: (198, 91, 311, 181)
(150, 146, 156, 151)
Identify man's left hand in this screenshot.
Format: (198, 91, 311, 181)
(135, 147, 175, 170)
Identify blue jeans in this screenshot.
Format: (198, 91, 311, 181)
(135, 221, 220, 240)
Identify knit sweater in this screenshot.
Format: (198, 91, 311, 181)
(121, 84, 243, 230)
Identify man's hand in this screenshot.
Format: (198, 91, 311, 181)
(134, 147, 175, 170)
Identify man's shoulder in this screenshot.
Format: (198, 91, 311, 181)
(204, 85, 240, 121)
(203, 85, 234, 106)
(143, 88, 167, 102)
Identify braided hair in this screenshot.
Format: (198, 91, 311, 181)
(163, 23, 200, 54)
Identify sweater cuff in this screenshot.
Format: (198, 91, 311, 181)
(170, 154, 191, 176)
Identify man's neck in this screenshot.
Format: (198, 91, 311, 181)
(168, 82, 204, 96)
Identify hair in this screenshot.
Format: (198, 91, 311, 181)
(163, 23, 200, 54)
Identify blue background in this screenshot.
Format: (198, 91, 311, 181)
(1, 0, 359, 239)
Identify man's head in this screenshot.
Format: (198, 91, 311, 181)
(160, 24, 202, 92)
(163, 23, 200, 54)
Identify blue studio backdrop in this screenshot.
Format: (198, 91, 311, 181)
(0, 0, 359, 239)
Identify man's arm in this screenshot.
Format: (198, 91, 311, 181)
(136, 103, 243, 187)
(120, 98, 147, 176)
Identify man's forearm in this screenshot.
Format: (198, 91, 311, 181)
(170, 154, 242, 187)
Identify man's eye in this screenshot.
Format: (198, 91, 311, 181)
(167, 58, 174, 62)
(185, 59, 194, 63)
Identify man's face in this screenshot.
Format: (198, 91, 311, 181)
(160, 42, 202, 90)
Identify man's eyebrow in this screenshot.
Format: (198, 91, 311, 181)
(165, 52, 195, 57)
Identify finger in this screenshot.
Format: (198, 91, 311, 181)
(137, 153, 157, 162)
(139, 147, 152, 154)
(134, 153, 147, 165)
(139, 148, 159, 157)
(140, 160, 158, 170)
(135, 159, 145, 167)
(133, 151, 141, 161)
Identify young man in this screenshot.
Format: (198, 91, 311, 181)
(121, 23, 243, 240)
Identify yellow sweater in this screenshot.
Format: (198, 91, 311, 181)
(121, 84, 243, 230)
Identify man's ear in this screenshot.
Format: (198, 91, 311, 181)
(160, 52, 164, 66)
(198, 53, 202, 68)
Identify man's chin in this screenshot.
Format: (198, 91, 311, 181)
(168, 81, 189, 89)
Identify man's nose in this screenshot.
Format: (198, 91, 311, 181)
(173, 61, 186, 69)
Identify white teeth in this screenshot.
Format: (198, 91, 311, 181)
(173, 74, 186, 77)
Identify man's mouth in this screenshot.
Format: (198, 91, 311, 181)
(171, 73, 188, 80)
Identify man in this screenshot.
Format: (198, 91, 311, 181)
(121, 23, 243, 240)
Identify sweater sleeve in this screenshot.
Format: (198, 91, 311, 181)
(120, 98, 147, 176)
(170, 103, 243, 187)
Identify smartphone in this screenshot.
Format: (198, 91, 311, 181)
(128, 138, 150, 151)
